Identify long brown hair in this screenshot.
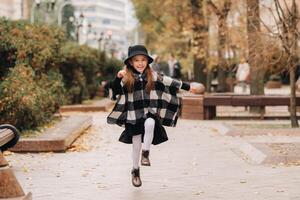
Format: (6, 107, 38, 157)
(124, 64, 154, 94)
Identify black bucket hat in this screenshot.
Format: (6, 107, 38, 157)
(124, 45, 153, 65)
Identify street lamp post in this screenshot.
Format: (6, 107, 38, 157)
(106, 30, 115, 57)
(85, 23, 92, 45)
(30, 0, 56, 24)
(69, 12, 84, 43)
(57, 0, 72, 26)
(47, 0, 56, 11)
(101, 30, 112, 56)
(97, 32, 104, 51)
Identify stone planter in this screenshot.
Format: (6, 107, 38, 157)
(9, 115, 92, 152)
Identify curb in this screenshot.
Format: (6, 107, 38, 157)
(214, 123, 268, 164)
(9, 115, 92, 152)
(60, 98, 113, 112)
(231, 138, 267, 164)
(221, 123, 300, 165)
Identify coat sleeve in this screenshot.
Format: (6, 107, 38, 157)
(181, 82, 190, 91)
(158, 73, 190, 91)
(111, 77, 123, 100)
(160, 74, 181, 89)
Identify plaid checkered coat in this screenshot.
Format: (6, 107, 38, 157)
(107, 72, 183, 127)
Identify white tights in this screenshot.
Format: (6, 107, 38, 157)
(132, 118, 155, 169)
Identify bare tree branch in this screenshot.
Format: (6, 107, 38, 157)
(275, 0, 287, 22)
(282, 0, 293, 17)
(270, 49, 285, 66)
(223, 0, 232, 16)
(207, 0, 220, 16)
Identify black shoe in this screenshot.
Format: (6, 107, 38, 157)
(131, 168, 142, 187)
(141, 150, 151, 166)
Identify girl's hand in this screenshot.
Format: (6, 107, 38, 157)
(117, 69, 126, 78)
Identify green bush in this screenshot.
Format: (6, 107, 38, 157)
(0, 19, 66, 76)
(59, 43, 122, 103)
(0, 18, 67, 131)
(59, 42, 100, 103)
(99, 52, 123, 82)
(0, 65, 65, 131)
(0, 18, 123, 124)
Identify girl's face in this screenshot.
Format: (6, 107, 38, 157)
(129, 55, 148, 73)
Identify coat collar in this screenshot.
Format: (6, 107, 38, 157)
(133, 71, 147, 81)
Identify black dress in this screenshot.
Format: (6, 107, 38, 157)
(118, 112, 168, 145)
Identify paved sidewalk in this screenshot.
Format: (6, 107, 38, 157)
(5, 112, 300, 200)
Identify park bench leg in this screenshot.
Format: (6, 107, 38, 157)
(0, 152, 32, 200)
(260, 106, 265, 120)
(204, 106, 216, 120)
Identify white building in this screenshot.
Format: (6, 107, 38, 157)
(71, 0, 136, 58)
(125, 0, 144, 46)
(0, 0, 23, 20)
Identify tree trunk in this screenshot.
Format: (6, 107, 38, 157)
(289, 0, 299, 127)
(207, 0, 231, 92)
(206, 69, 212, 92)
(191, 0, 208, 85)
(289, 62, 299, 127)
(217, 15, 228, 92)
(217, 68, 226, 92)
(247, 0, 265, 113)
(193, 56, 207, 84)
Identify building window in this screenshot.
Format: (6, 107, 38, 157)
(102, 18, 111, 24)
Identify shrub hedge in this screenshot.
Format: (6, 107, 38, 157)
(0, 65, 65, 130)
(0, 18, 122, 131)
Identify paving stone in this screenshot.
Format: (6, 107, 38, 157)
(4, 113, 300, 200)
(221, 122, 300, 165)
(252, 142, 300, 165)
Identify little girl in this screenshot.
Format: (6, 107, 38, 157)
(107, 45, 195, 187)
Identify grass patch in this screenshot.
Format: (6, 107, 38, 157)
(21, 116, 62, 138)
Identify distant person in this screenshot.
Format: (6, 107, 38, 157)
(151, 54, 162, 73)
(236, 57, 250, 93)
(167, 53, 181, 79)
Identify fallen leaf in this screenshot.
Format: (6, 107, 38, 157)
(22, 166, 30, 173)
(194, 191, 205, 195)
(82, 172, 89, 177)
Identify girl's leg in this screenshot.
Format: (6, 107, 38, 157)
(141, 117, 155, 166)
(131, 134, 142, 187)
(132, 134, 142, 169)
(143, 117, 155, 150)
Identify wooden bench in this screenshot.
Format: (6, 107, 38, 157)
(203, 94, 300, 119)
(0, 125, 32, 200)
(181, 95, 205, 120)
